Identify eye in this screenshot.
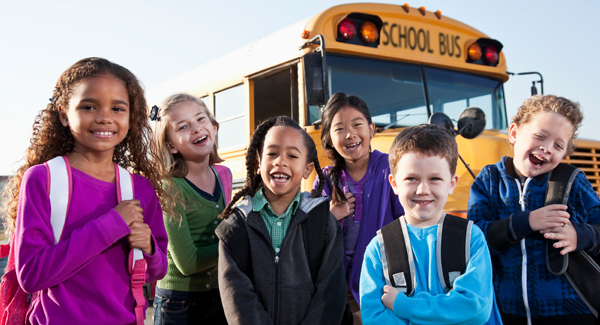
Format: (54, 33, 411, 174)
(431, 177, 442, 181)
(81, 105, 95, 110)
(289, 154, 299, 159)
(197, 116, 205, 122)
(112, 106, 126, 112)
(405, 177, 417, 182)
(535, 134, 545, 140)
(178, 125, 187, 131)
(334, 127, 343, 132)
(555, 143, 564, 150)
(354, 123, 363, 127)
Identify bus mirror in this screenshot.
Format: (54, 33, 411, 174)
(303, 52, 328, 106)
(429, 112, 455, 133)
(457, 107, 486, 139)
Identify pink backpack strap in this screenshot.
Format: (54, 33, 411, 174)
(214, 165, 232, 205)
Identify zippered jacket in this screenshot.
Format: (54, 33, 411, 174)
(467, 157, 600, 318)
(215, 192, 346, 325)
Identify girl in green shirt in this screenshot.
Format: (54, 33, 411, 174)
(151, 93, 231, 325)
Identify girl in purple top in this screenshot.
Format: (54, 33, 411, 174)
(2, 58, 169, 325)
(313, 92, 403, 322)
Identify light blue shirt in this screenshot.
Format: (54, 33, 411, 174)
(359, 222, 502, 325)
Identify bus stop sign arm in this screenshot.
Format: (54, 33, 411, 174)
(507, 71, 544, 96)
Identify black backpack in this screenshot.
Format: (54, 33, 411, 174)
(545, 163, 600, 318)
(377, 213, 472, 295)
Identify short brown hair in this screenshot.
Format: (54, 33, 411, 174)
(511, 95, 582, 155)
(389, 124, 458, 175)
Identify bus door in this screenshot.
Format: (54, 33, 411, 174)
(251, 64, 299, 127)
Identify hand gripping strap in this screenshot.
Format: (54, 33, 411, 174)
(117, 164, 146, 325)
(45, 156, 72, 244)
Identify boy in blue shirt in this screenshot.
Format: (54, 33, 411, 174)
(360, 124, 501, 324)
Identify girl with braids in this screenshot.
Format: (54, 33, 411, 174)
(215, 116, 346, 325)
(1, 57, 168, 324)
(313, 92, 403, 322)
(150, 93, 229, 325)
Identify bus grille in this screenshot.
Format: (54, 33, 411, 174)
(563, 146, 600, 196)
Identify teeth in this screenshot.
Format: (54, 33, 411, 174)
(272, 174, 290, 179)
(346, 142, 360, 148)
(94, 132, 113, 136)
(193, 135, 207, 144)
(533, 154, 547, 161)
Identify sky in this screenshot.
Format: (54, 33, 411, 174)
(1, 0, 598, 175)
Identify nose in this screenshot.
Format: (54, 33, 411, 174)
(95, 108, 113, 124)
(416, 181, 430, 195)
(345, 130, 355, 139)
(539, 145, 551, 154)
(274, 155, 288, 167)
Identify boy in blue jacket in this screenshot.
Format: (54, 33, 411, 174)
(360, 124, 501, 324)
(468, 95, 600, 324)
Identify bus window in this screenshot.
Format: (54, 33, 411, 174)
(215, 85, 245, 149)
(253, 66, 298, 126)
(308, 55, 428, 127)
(425, 67, 507, 130)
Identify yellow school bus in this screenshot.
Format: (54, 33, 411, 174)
(148, 3, 600, 216)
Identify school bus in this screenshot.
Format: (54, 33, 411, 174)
(148, 3, 600, 216)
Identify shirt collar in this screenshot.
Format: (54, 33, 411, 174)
(252, 188, 302, 217)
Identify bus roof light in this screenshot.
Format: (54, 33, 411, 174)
(359, 21, 379, 43)
(402, 4, 410, 13)
(483, 45, 499, 65)
(468, 43, 482, 61)
(435, 10, 442, 19)
(301, 30, 309, 39)
(418, 6, 426, 16)
(338, 18, 356, 40)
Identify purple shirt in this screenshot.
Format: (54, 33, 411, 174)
(313, 150, 403, 304)
(15, 164, 168, 325)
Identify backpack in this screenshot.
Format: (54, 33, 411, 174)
(545, 163, 600, 319)
(213, 164, 232, 205)
(377, 213, 472, 295)
(0, 156, 147, 325)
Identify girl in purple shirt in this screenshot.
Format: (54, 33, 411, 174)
(2, 58, 170, 325)
(313, 92, 403, 323)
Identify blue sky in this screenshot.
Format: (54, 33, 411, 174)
(1, 0, 598, 174)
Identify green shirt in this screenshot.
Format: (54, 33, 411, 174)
(252, 188, 301, 255)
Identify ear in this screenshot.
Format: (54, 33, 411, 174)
(57, 105, 69, 127)
(369, 122, 375, 138)
(303, 162, 315, 179)
(448, 174, 459, 195)
(388, 173, 399, 195)
(508, 122, 519, 145)
(169, 143, 178, 154)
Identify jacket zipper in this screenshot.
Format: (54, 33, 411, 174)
(515, 178, 532, 325)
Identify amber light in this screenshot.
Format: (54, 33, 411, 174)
(468, 43, 482, 61)
(483, 45, 499, 64)
(338, 18, 356, 40)
(359, 21, 379, 43)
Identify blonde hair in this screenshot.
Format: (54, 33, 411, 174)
(511, 95, 583, 155)
(151, 93, 224, 223)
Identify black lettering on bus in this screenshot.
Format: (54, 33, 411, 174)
(426, 30, 434, 53)
(382, 22, 390, 46)
(398, 25, 406, 48)
(439, 33, 446, 55)
(390, 24, 398, 47)
(454, 35, 461, 58)
(408, 27, 417, 50)
(417, 29, 427, 52)
(447, 34, 454, 57)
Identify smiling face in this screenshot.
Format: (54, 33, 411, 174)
(389, 152, 458, 228)
(166, 100, 218, 164)
(59, 74, 130, 157)
(508, 111, 573, 178)
(258, 126, 314, 204)
(329, 106, 375, 165)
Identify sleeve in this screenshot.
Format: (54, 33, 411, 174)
(217, 236, 274, 325)
(359, 237, 407, 325)
(467, 166, 520, 255)
(300, 213, 347, 325)
(570, 172, 600, 254)
(163, 202, 218, 276)
(15, 166, 131, 293)
(137, 176, 168, 282)
(390, 227, 494, 325)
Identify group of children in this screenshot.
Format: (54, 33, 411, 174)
(1, 57, 598, 325)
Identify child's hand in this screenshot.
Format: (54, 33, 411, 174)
(541, 222, 578, 255)
(529, 204, 570, 231)
(128, 221, 153, 255)
(115, 199, 144, 226)
(381, 285, 399, 311)
(330, 192, 355, 221)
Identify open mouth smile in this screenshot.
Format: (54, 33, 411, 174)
(412, 199, 433, 207)
(271, 173, 290, 184)
(346, 141, 361, 150)
(92, 131, 116, 138)
(529, 153, 547, 168)
(193, 135, 208, 145)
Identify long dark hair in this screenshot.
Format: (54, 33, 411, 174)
(219, 116, 325, 218)
(320, 92, 372, 205)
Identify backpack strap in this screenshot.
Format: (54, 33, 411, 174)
(301, 199, 329, 283)
(45, 156, 72, 244)
(116, 164, 146, 325)
(377, 217, 416, 295)
(545, 163, 581, 275)
(213, 165, 232, 205)
(215, 208, 253, 278)
(437, 214, 472, 292)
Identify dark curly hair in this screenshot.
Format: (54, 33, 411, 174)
(2, 57, 173, 231)
(219, 116, 325, 219)
(320, 92, 373, 206)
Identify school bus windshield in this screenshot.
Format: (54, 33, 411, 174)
(308, 55, 507, 130)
